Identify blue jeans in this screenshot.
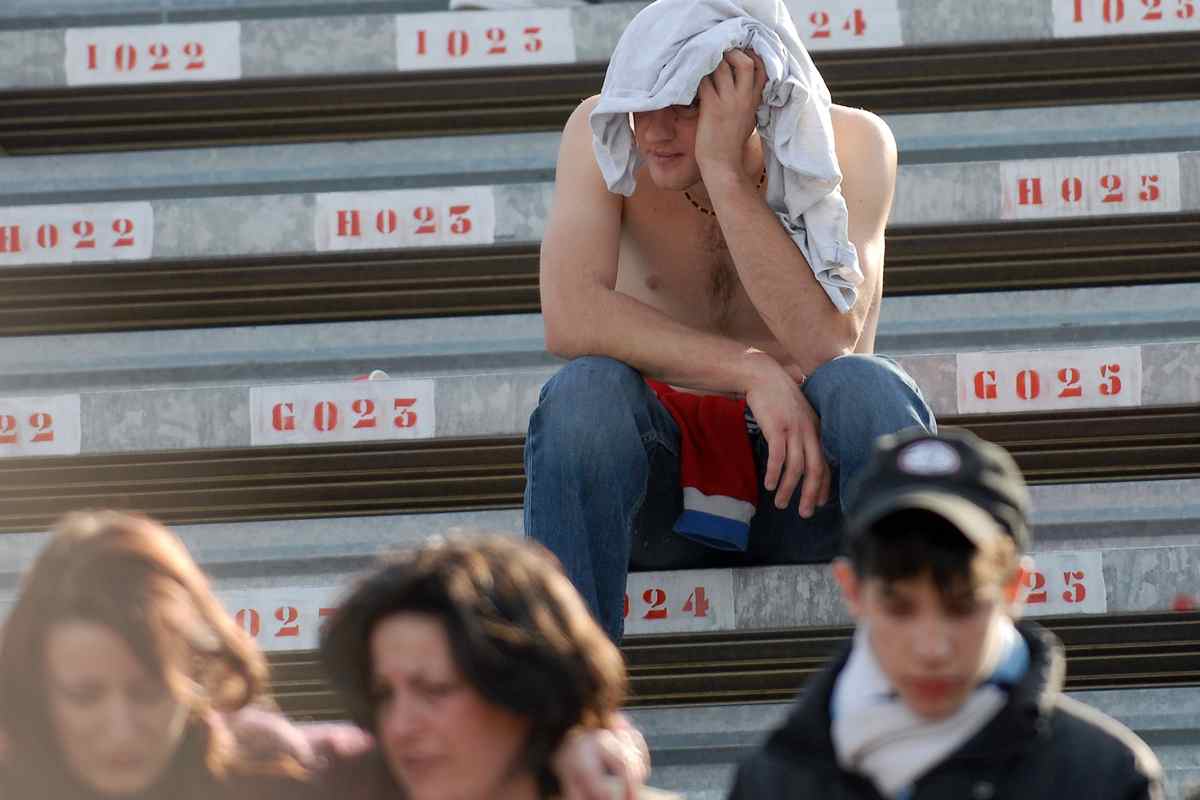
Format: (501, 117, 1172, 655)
(524, 354, 935, 641)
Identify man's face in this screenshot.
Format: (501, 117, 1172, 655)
(632, 101, 703, 191)
(834, 562, 1009, 720)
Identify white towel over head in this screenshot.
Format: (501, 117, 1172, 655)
(589, 0, 863, 312)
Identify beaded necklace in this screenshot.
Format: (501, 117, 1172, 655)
(683, 167, 767, 216)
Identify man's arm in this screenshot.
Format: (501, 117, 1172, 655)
(696, 51, 894, 373)
(541, 96, 768, 396)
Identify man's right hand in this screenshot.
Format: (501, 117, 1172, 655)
(741, 351, 831, 517)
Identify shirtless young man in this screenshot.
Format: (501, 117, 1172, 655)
(525, 49, 935, 641)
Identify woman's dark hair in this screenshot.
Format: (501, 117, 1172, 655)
(320, 534, 627, 796)
(0, 511, 273, 790)
(847, 509, 1020, 595)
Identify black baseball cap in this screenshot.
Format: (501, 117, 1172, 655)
(843, 428, 1032, 553)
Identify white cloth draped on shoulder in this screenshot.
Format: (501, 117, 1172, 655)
(589, 0, 863, 313)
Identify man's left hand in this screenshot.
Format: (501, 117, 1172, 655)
(694, 49, 767, 181)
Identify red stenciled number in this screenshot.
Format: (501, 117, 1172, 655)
(29, 413, 54, 443)
(73, 221, 96, 250)
(1062, 571, 1087, 603)
(1023, 571, 1047, 604)
(36, 224, 59, 250)
(0, 415, 16, 445)
(112, 218, 135, 248)
(523, 26, 543, 53)
(1101, 174, 1125, 203)
(417, 30, 428, 56)
(1074, 0, 1085, 21)
(1140, 174, 1161, 202)
(1104, 0, 1126, 21)
(149, 42, 170, 71)
(642, 588, 668, 620)
(377, 209, 398, 235)
(809, 11, 832, 37)
(183, 42, 205, 70)
(352, 399, 377, 429)
(623, 594, 630, 619)
(413, 206, 437, 235)
(274, 606, 300, 637)
(1061, 177, 1083, 204)
(1179, 0, 1197, 18)
(115, 44, 137, 72)
(235, 609, 262, 637)
(974, 370, 998, 400)
(486, 27, 507, 55)
(448, 30, 469, 57)
(682, 588, 710, 617)
(1142, 0, 1163, 19)
(1016, 369, 1041, 401)
(1099, 363, 1122, 396)
(393, 398, 418, 429)
(87, 44, 99, 70)
(272, 402, 295, 431)
(449, 204, 472, 236)
(842, 9, 867, 35)
(313, 401, 339, 432)
(1057, 367, 1083, 398)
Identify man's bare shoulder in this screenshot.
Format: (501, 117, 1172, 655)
(831, 105, 897, 181)
(563, 94, 603, 139)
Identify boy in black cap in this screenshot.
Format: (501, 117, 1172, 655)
(728, 428, 1163, 800)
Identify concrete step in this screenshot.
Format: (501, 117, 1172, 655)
(3, 0, 1198, 91)
(3, 500, 1198, 633)
(0, 338, 1197, 456)
(0, 147, 1195, 269)
(3, 282, 1199, 395)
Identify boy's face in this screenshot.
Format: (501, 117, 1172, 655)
(834, 561, 1011, 721)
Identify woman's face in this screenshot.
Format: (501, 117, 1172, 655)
(45, 621, 189, 795)
(370, 612, 534, 800)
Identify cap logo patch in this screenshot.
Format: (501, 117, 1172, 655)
(897, 440, 962, 476)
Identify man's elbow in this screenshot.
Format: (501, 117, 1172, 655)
(543, 308, 585, 360)
(786, 312, 860, 365)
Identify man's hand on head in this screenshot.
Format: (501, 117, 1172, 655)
(694, 49, 767, 183)
(740, 349, 832, 517)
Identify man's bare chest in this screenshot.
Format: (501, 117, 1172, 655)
(617, 200, 751, 331)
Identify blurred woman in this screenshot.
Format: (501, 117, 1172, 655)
(0, 511, 302, 799)
(320, 534, 677, 800)
(0, 513, 652, 800)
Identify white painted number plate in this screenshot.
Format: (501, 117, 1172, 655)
(396, 10, 577, 71)
(1054, 0, 1199, 37)
(0, 203, 154, 267)
(249, 379, 436, 446)
(0, 395, 82, 458)
(784, 0, 903, 49)
(623, 568, 736, 636)
(1001, 153, 1181, 220)
(221, 586, 340, 651)
(957, 347, 1141, 414)
(315, 187, 496, 252)
(1019, 550, 1108, 616)
(65, 23, 241, 86)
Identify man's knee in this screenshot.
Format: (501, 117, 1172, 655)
(806, 354, 935, 433)
(529, 356, 652, 470)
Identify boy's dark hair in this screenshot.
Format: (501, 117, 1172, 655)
(847, 509, 1019, 594)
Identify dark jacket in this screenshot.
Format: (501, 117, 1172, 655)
(728, 621, 1164, 800)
